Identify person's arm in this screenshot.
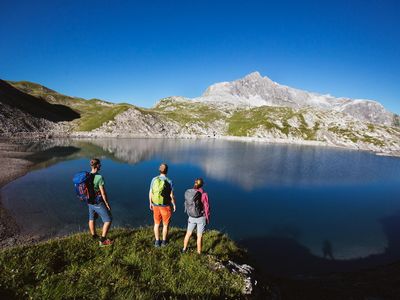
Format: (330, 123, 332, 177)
(149, 190, 153, 210)
(99, 185, 111, 211)
(170, 190, 176, 212)
(149, 178, 154, 210)
(169, 179, 176, 212)
(202, 192, 210, 223)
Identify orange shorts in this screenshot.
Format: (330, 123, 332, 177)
(153, 205, 172, 225)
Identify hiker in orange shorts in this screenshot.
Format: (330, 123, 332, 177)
(149, 163, 176, 247)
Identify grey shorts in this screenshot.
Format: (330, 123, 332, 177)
(187, 216, 206, 235)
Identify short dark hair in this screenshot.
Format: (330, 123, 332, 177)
(90, 158, 101, 168)
(159, 163, 168, 174)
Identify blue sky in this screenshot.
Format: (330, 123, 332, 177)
(1, 0, 399, 112)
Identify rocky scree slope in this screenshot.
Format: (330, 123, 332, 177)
(3, 75, 400, 155)
(91, 95, 400, 155)
(0, 80, 78, 135)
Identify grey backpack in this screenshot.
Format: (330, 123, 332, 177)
(184, 189, 203, 218)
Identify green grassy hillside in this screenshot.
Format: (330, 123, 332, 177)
(0, 227, 246, 299)
(72, 100, 132, 131)
(154, 97, 226, 126)
(154, 100, 322, 139)
(7, 81, 132, 131)
(226, 106, 320, 140)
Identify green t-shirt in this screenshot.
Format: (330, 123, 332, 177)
(93, 173, 105, 192)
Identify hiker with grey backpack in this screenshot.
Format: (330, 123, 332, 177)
(182, 178, 210, 254)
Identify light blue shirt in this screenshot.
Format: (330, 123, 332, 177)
(149, 174, 174, 193)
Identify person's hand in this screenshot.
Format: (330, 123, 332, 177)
(149, 202, 153, 211)
(172, 203, 176, 212)
(106, 204, 111, 211)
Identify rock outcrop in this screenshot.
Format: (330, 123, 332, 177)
(196, 72, 395, 126)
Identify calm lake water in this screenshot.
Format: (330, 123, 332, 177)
(2, 138, 400, 276)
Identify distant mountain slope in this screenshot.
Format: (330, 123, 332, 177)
(2, 77, 400, 156)
(6, 80, 133, 132)
(195, 72, 395, 126)
(0, 80, 81, 134)
(0, 80, 80, 122)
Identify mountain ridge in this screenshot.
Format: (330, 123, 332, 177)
(193, 71, 394, 126)
(1, 75, 400, 156)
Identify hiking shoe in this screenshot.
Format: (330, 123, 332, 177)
(181, 248, 187, 254)
(154, 240, 161, 247)
(161, 240, 168, 247)
(91, 234, 99, 240)
(99, 239, 113, 247)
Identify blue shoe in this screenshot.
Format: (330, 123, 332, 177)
(154, 240, 161, 247)
(161, 240, 168, 247)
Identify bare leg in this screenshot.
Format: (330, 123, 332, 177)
(197, 234, 203, 254)
(102, 221, 111, 238)
(154, 223, 160, 240)
(89, 220, 96, 235)
(183, 231, 193, 250)
(162, 224, 169, 241)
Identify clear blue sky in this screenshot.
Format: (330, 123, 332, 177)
(1, 0, 399, 112)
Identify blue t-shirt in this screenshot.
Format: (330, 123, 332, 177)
(150, 174, 174, 206)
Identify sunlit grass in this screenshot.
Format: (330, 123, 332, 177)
(0, 227, 245, 299)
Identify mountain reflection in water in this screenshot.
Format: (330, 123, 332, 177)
(2, 138, 400, 276)
(78, 138, 400, 189)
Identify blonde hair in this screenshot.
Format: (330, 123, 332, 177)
(194, 178, 204, 189)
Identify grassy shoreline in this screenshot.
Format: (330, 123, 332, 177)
(0, 227, 250, 299)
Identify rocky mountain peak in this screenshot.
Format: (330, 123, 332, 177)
(242, 71, 262, 81)
(195, 72, 395, 126)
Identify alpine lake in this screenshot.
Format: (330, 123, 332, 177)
(2, 138, 400, 277)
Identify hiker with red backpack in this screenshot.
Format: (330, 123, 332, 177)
(73, 158, 113, 247)
(182, 178, 210, 254)
(149, 163, 176, 247)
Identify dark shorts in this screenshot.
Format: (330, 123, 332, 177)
(88, 202, 112, 223)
